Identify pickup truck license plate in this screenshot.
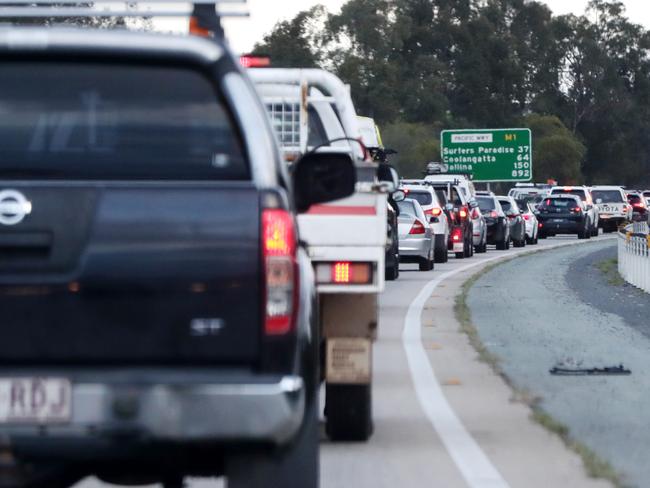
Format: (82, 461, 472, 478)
(0, 378, 71, 424)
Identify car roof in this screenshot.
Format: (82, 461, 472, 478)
(591, 186, 625, 190)
(0, 27, 225, 66)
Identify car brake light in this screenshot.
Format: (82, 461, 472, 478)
(262, 209, 297, 336)
(409, 219, 426, 234)
(471, 208, 480, 219)
(315, 262, 373, 285)
(431, 207, 443, 217)
(538, 223, 543, 228)
(459, 207, 468, 219)
(523, 214, 530, 221)
(490, 211, 498, 218)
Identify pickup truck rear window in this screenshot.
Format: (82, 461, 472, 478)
(0, 62, 247, 180)
(591, 190, 624, 203)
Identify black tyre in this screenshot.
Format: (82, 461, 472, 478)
(464, 239, 473, 258)
(325, 383, 373, 442)
(496, 238, 507, 250)
(434, 236, 448, 263)
(591, 226, 599, 237)
(385, 258, 399, 281)
(227, 398, 319, 488)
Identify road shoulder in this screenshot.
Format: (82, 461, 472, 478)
(420, 242, 612, 488)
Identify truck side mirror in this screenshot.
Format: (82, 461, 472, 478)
(378, 164, 399, 193)
(292, 151, 357, 213)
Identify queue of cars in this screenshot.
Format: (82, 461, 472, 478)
(395, 178, 540, 266)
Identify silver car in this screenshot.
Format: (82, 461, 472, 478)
(470, 199, 488, 253)
(397, 198, 435, 271)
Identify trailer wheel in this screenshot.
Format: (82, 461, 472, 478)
(325, 383, 373, 441)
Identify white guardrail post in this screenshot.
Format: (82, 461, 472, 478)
(618, 222, 650, 293)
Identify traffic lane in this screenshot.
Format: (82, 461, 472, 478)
(76, 236, 605, 488)
(468, 240, 649, 487)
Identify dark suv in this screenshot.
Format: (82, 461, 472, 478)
(477, 195, 510, 249)
(0, 27, 355, 488)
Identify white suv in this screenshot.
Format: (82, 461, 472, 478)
(401, 182, 450, 263)
(590, 186, 632, 233)
(550, 186, 599, 237)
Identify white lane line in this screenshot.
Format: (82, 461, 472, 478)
(401, 237, 615, 488)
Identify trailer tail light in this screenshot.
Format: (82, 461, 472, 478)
(315, 262, 373, 285)
(262, 209, 297, 336)
(409, 219, 426, 235)
(240, 55, 272, 68)
(451, 228, 463, 242)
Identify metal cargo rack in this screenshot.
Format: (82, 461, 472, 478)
(0, 0, 248, 18)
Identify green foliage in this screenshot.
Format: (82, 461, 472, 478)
(381, 122, 440, 178)
(523, 115, 585, 184)
(254, 0, 650, 186)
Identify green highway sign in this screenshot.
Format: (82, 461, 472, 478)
(440, 129, 532, 182)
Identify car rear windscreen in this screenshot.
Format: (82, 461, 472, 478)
(0, 62, 247, 180)
(591, 190, 624, 203)
(405, 191, 432, 206)
(552, 189, 586, 201)
(398, 200, 417, 215)
(627, 194, 643, 205)
(540, 198, 579, 210)
(477, 197, 496, 211)
(498, 199, 512, 211)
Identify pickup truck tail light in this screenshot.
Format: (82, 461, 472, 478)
(262, 209, 297, 336)
(315, 262, 373, 285)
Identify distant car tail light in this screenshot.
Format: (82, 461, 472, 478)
(262, 209, 297, 336)
(570, 207, 581, 213)
(451, 227, 463, 242)
(538, 222, 543, 228)
(315, 262, 373, 285)
(471, 208, 480, 219)
(431, 207, 443, 217)
(523, 214, 530, 221)
(459, 207, 469, 219)
(409, 219, 426, 235)
(490, 211, 498, 218)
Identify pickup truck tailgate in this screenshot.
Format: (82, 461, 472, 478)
(0, 183, 261, 365)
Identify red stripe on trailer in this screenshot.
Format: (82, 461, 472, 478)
(307, 205, 376, 216)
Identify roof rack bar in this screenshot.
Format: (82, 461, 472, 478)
(0, 0, 245, 4)
(0, 8, 247, 18)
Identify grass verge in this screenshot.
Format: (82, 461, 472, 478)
(595, 258, 626, 287)
(455, 256, 624, 487)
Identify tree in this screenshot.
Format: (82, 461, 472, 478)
(523, 114, 585, 184)
(252, 6, 327, 67)
(381, 122, 441, 178)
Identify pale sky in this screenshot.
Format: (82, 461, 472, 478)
(221, 0, 650, 54)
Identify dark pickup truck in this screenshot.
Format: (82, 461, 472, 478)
(0, 27, 355, 488)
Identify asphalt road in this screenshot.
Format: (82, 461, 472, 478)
(468, 239, 650, 488)
(76, 236, 615, 488)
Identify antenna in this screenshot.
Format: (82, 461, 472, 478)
(0, 0, 249, 18)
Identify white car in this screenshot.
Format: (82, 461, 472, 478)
(590, 186, 632, 233)
(401, 182, 450, 263)
(519, 201, 539, 244)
